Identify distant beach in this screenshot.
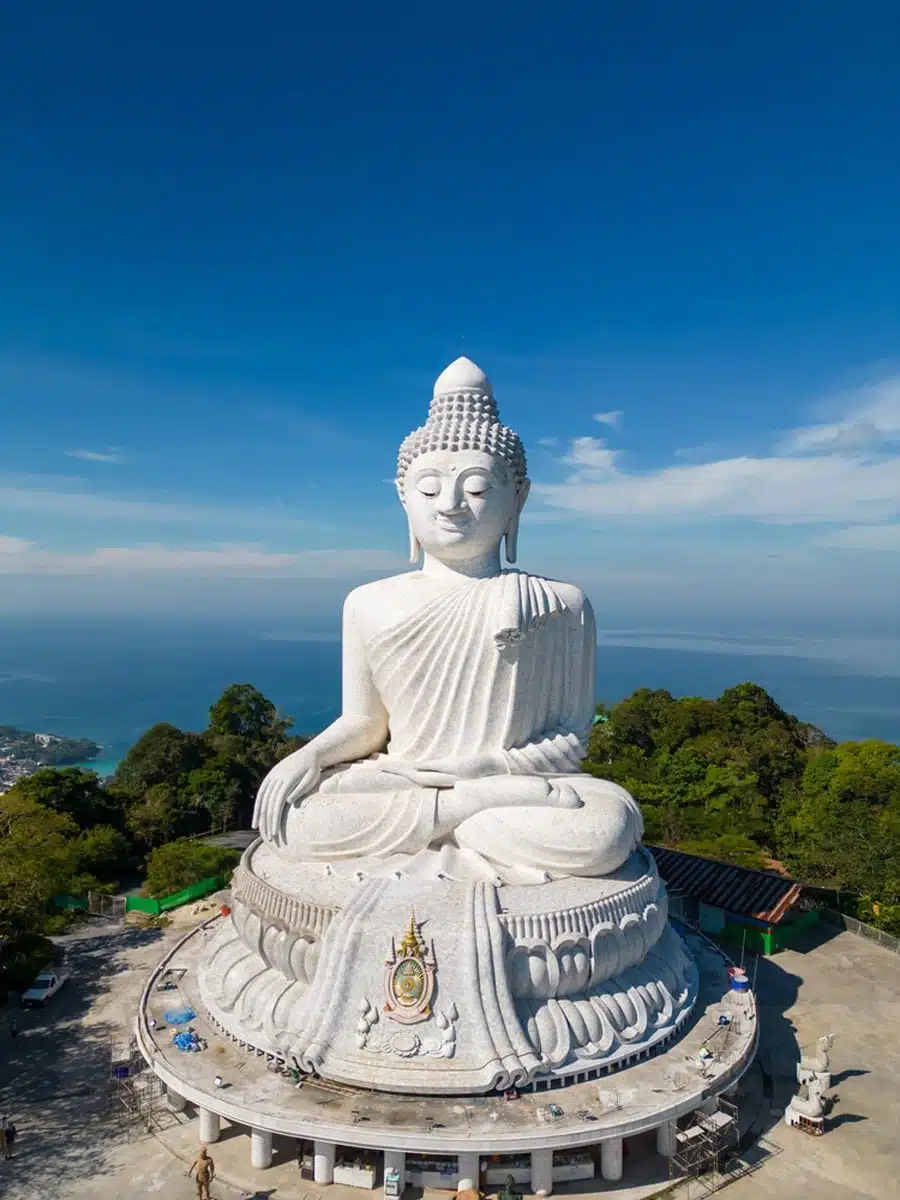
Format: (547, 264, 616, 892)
(69, 757, 121, 777)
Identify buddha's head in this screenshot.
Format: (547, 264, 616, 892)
(396, 358, 530, 566)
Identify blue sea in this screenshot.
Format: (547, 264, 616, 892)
(1, 619, 899, 768)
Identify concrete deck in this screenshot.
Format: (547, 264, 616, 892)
(1, 913, 897, 1200)
(138, 917, 756, 1153)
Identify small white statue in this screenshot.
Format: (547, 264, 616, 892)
(797, 1033, 834, 1089)
(785, 1074, 827, 1126)
(251, 357, 643, 884)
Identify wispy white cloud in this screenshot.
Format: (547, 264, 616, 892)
(65, 447, 129, 464)
(0, 480, 314, 528)
(817, 524, 900, 551)
(534, 374, 900, 526)
(673, 442, 723, 463)
(537, 437, 559, 447)
(593, 410, 623, 428)
(777, 377, 900, 455)
(0, 540, 404, 576)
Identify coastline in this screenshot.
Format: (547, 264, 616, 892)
(69, 756, 120, 778)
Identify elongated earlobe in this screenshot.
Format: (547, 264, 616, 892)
(504, 512, 520, 563)
(505, 480, 530, 563)
(407, 517, 421, 564)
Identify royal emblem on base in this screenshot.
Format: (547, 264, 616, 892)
(384, 913, 436, 1025)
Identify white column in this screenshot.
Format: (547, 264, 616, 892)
(251, 1128, 273, 1169)
(457, 1150, 479, 1191)
(314, 1140, 336, 1185)
(656, 1119, 676, 1157)
(165, 1087, 186, 1112)
(530, 1148, 553, 1197)
(199, 1104, 220, 1142)
(384, 1148, 406, 1193)
(198, 1107, 220, 1144)
(601, 1137, 623, 1181)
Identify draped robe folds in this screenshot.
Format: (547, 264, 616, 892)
(281, 570, 640, 883)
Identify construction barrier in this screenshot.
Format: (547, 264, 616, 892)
(124, 874, 226, 916)
(54, 874, 227, 918)
(52, 894, 90, 911)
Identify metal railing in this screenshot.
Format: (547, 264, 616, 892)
(818, 908, 900, 954)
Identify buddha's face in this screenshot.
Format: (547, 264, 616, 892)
(400, 448, 525, 563)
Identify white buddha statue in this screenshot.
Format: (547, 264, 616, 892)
(202, 358, 695, 1094)
(252, 357, 642, 884)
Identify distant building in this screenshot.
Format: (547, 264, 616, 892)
(650, 845, 817, 955)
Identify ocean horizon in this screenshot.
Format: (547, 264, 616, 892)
(1, 619, 899, 768)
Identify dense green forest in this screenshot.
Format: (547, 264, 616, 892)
(0, 683, 297, 981)
(583, 682, 900, 931)
(2, 680, 899, 982)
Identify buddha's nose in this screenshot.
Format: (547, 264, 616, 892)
(436, 487, 467, 515)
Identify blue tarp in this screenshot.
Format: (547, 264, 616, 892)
(164, 1006, 196, 1025)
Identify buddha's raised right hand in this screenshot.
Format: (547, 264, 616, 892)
(253, 745, 322, 844)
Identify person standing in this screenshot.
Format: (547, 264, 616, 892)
(187, 1145, 215, 1200)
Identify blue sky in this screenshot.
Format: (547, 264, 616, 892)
(1, 2, 899, 651)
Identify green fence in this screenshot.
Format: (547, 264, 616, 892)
(53, 894, 89, 911)
(124, 875, 226, 917)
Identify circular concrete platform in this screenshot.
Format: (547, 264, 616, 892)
(137, 915, 756, 1190)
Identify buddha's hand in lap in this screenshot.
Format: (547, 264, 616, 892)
(377, 765, 582, 835)
(455, 774, 585, 813)
(380, 752, 507, 788)
(253, 745, 322, 844)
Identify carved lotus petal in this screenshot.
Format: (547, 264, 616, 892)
(619, 912, 647, 972)
(589, 921, 622, 986)
(586, 997, 617, 1053)
(289, 934, 317, 983)
(557, 997, 589, 1048)
(540, 998, 572, 1066)
(243, 908, 264, 955)
(554, 936, 591, 996)
(507, 942, 560, 998)
(579, 997, 602, 1045)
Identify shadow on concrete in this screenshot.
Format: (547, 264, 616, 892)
(0, 921, 165, 1198)
(743, 951, 804, 1138)
(831, 1067, 870, 1085)
(781, 920, 845, 955)
(827, 1112, 868, 1129)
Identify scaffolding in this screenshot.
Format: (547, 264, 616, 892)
(669, 1096, 740, 1196)
(108, 1036, 170, 1138)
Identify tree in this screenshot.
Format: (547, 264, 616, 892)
(783, 740, 900, 913)
(203, 685, 294, 824)
(0, 791, 77, 940)
(582, 681, 829, 860)
(207, 684, 292, 745)
(143, 842, 240, 899)
(115, 723, 208, 797)
(679, 834, 766, 870)
(126, 783, 203, 848)
(184, 759, 244, 832)
(5, 767, 122, 829)
(71, 825, 131, 886)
